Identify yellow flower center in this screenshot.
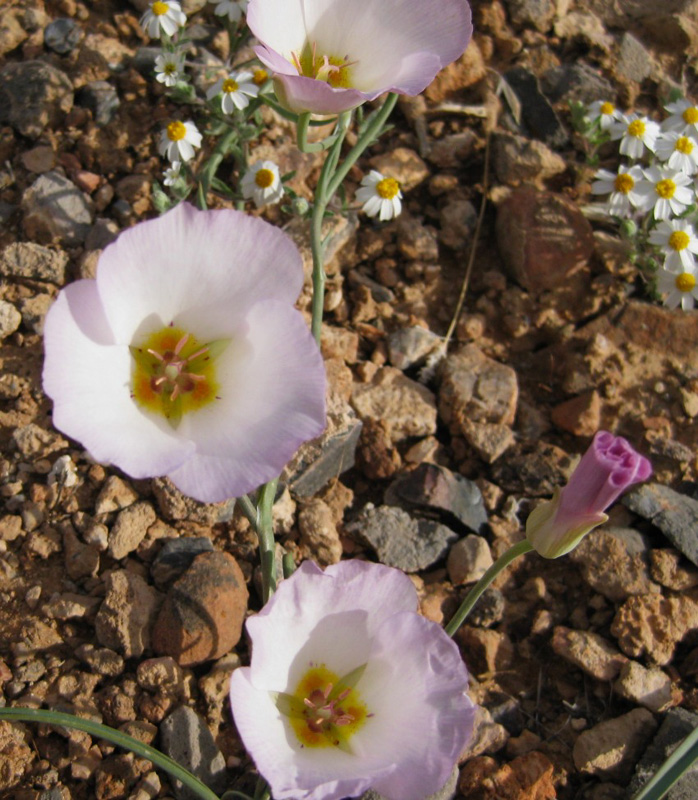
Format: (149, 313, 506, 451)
(675, 272, 696, 292)
(683, 107, 698, 124)
(253, 68, 268, 86)
(376, 177, 400, 199)
(275, 665, 369, 751)
(222, 78, 239, 94)
(676, 136, 694, 155)
(600, 102, 615, 115)
(164, 63, 177, 76)
(291, 41, 355, 88)
(167, 121, 187, 142)
(669, 230, 690, 251)
(130, 326, 228, 429)
(655, 178, 676, 199)
(152, 1, 169, 16)
(254, 168, 275, 188)
(627, 119, 646, 138)
(614, 173, 634, 194)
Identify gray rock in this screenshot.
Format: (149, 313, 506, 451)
(502, 67, 567, 149)
(384, 462, 488, 534)
(0, 60, 73, 138)
(0, 241, 68, 284)
(617, 32, 652, 83)
(151, 537, 214, 585)
(628, 708, 698, 799)
(159, 706, 228, 800)
(287, 414, 363, 498)
(0, 301, 21, 340)
(132, 46, 161, 76)
(95, 570, 162, 658)
(85, 217, 120, 251)
(346, 504, 459, 572)
(506, 0, 556, 32)
(541, 63, 616, 105)
(387, 326, 442, 371)
(623, 483, 698, 568)
(22, 171, 93, 245)
(77, 80, 120, 127)
(361, 766, 458, 800)
(44, 18, 82, 54)
(447, 535, 493, 585)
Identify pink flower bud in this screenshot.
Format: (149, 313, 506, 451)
(526, 431, 652, 559)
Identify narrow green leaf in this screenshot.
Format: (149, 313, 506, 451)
(632, 724, 698, 800)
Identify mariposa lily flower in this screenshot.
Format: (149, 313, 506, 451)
(246, 0, 473, 115)
(42, 203, 326, 504)
(526, 431, 651, 559)
(229, 559, 475, 800)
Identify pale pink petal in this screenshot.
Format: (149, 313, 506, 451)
(246, 0, 306, 61)
(166, 299, 326, 502)
(43, 281, 193, 477)
(96, 203, 304, 343)
(272, 72, 370, 115)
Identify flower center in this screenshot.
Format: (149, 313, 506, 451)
(254, 168, 275, 188)
(656, 178, 676, 199)
(600, 102, 615, 115)
(274, 664, 370, 751)
(222, 78, 239, 94)
(683, 107, 698, 124)
(167, 121, 186, 142)
(130, 325, 229, 429)
(253, 68, 268, 85)
(152, 1, 169, 16)
(676, 136, 694, 154)
(669, 230, 690, 251)
(291, 41, 355, 89)
(614, 173, 634, 194)
(376, 177, 400, 199)
(627, 119, 646, 138)
(164, 62, 177, 76)
(675, 272, 696, 292)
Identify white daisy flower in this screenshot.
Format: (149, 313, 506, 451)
(610, 113, 660, 159)
(210, 0, 248, 22)
(590, 164, 646, 218)
(356, 170, 403, 221)
(241, 160, 284, 208)
(657, 265, 698, 310)
(655, 131, 698, 175)
(207, 70, 259, 113)
(649, 219, 698, 272)
(163, 161, 182, 187)
(140, 0, 186, 38)
(663, 99, 698, 134)
(635, 166, 694, 220)
(159, 120, 202, 163)
(252, 67, 271, 91)
(588, 100, 623, 130)
(155, 51, 185, 87)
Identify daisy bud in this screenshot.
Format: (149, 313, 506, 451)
(525, 431, 651, 559)
(229, 559, 476, 800)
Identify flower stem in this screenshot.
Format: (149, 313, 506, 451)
(444, 539, 534, 637)
(296, 112, 341, 152)
(196, 126, 240, 209)
(0, 707, 221, 800)
(239, 483, 278, 603)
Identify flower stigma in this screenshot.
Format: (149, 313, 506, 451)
(167, 121, 187, 142)
(614, 173, 634, 194)
(274, 664, 370, 751)
(669, 230, 690, 251)
(254, 168, 275, 188)
(683, 107, 698, 124)
(130, 325, 229, 429)
(152, 1, 169, 15)
(676, 272, 697, 292)
(676, 136, 694, 154)
(656, 178, 676, 199)
(627, 119, 646, 137)
(376, 177, 400, 199)
(290, 41, 356, 88)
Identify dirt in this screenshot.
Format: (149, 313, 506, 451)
(2, 0, 698, 799)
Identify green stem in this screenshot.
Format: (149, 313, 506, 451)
(0, 707, 221, 800)
(196, 126, 239, 209)
(297, 112, 341, 152)
(444, 539, 534, 638)
(257, 479, 279, 603)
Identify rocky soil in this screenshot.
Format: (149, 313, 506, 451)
(2, 0, 698, 798)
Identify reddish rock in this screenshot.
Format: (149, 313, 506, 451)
(496, 189, 595, 292)
(551, 390, 601, 436)
(152, 552, 248, 667)
(459, 751, 556, 799)
(551, 626, 628, 681)
(457, 626, 515, 675)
